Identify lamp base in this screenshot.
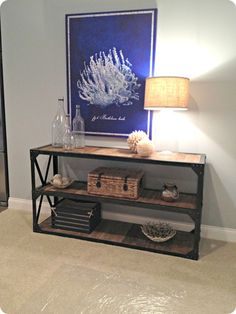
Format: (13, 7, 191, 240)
(159, 150, 175, 155)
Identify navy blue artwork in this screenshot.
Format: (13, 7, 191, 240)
(66, 9, 157, 137)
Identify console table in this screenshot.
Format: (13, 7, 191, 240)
(30, 145, 206, 260)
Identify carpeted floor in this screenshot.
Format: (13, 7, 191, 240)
(0, 209, 235, 314)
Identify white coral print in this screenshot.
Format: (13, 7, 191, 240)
(77, 47, 141, 107)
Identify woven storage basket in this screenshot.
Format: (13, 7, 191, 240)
(88, 167, 144, 199)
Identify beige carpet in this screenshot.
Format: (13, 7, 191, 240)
(0, 209, 235, 314)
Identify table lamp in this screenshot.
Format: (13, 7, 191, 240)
(144, 76, 189, 110)
(144, 76, 190, 152)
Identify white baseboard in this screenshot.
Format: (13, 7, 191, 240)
(8, 197, 236, 243)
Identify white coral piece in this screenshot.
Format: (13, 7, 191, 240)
(77, 47, 141, 107)
(127, 130, 148, 153)
(137, 139, 155, 157)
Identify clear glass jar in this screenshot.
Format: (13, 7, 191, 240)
(63, 114, 75, 151)
(52, 98, 67, 147)
(161, 183, 179, 202)
(72, 104, 85, 148)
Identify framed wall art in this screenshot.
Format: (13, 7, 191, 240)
(66, 9, 157, 138)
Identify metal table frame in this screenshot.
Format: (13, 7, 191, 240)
(30, 145, 206, 260)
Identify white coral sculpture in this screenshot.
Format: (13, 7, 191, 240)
(127, 130, 148, 153)
(136, 139, 155, 157)
(77, 47, 141, 107)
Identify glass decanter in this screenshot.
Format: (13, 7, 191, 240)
(63, 114, 75, 151)
(52, 98, 67, 147)
(72, 104, 85, 148)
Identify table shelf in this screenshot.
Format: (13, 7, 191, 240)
(30, 145, 206, 260)
(38, 218, 195, 258)
(37, 181, 198, 213)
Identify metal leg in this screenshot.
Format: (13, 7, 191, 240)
(188, 164, 205, 260)
(53, 155, 58, 175)
(30, 152, 37, 230)
(34, 155, 52, 186)
(44, 155, 52, 183)
(53, 155, 59, 206)
(36, 195, 44, 224)
(188, 211, 201, 260)
(30, 152, 54, 231)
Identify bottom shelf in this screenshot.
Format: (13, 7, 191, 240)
(38, 218, 196, 259)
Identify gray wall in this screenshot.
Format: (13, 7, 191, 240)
(1, 0, 236, 229)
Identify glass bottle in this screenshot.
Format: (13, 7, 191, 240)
(52, 98, 67, 147)
(72, 104, 85, 148)
(63, 114, 75, 151)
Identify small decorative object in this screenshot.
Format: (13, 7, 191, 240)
(50, 174, 74, 189)
(72, 104, 85, 148)
(88, 167, 144, 199)
(52, 199, 101, 233)
(52, 98, 67, 147)
(136, 139, 155, 157)
(127, 130, 148, 153)
(63, 114, 75, 151)
(161, 183, 179, 202)
(141, 221, 176, 242)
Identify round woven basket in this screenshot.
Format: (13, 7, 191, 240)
(141, 222, 176, 243)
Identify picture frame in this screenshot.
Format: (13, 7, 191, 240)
(66, 9, 157, 138)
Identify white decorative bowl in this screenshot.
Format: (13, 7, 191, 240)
(50, 178, 74, 189)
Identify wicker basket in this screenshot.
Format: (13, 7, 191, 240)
(88, 167, 144, 199)
(141, 221, 176, 242)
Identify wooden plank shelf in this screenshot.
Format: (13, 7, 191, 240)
(32, 145, 206, 166)
(38, 181, 198, 213)
(39, 218, 194, 258)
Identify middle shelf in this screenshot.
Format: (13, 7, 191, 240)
(36, 181, 198, 214)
